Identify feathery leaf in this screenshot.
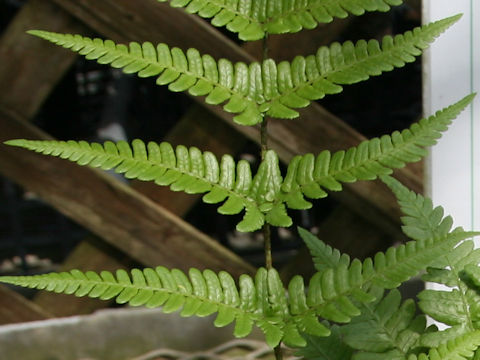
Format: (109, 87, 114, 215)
(4, 139, 287, 232)
(280, 94, 474, 209)
(28, 18, 460, 124)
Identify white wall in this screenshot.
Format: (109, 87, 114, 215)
(423, 0, 480, 234)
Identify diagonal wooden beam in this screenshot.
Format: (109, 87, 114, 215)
(0, 284, 52, 325)
(49, 0, 423, 235)
(0, 107, 254, 277)
(33, 238, 131, 317)
(0, 0, 86, 119)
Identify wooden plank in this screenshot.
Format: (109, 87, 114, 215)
(50, 0, 423, 234)
(0, 0, 90, 321)
(0, 107, 254, 277)
(0, 285, 52, 325)
(0, 0, 86, 119)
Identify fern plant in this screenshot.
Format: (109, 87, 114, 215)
(1, 1, 479, 359)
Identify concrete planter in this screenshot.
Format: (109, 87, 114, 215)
(0, 308, 260, 360)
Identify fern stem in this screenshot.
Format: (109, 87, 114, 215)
(264, 223, 272, 269)
(449, 258, 475, 331)
(260, 117, 269, 158)
(261, 32, 283, 360)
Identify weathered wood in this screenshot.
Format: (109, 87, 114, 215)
(0, 107, 254, 277)
(0, 285, 52, 325)
(0, 0, 91, 321)
(0, 0, 86, 119)
(50, 0, 423, 234)
(33, 238, 131, 317)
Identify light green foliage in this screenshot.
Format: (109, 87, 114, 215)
(341, 288, 425, 359)
(279, 94, 473, 210)
(409, 331, 480, 360)
(3, 1, 479, 358)
(5, 94, 473, 232)
(292, 177, 480, 358)
(28, 16, 457, 125)
(2, 179, 477, 350)
(0, 266, 365, 347)
(296, 325, 355, 360)
(298, 226, 351, 272)
(5, 138, 285, 232)
(417, 240, 480, 348)
(157, 0, 403, 40)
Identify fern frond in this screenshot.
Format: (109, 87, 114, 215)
(264, 15, 461, 119)
(0, 266, 343, 348)
(27, 30, 264, 126)
(298, 213, 476, 336)
(296, 324, 354, 360)
(416, 240, 480, 347)
(159, 0, 403, 41)
(279, 94, 474, 209)
(342, 288, 425, 358)
(1, 211, 474, 349)
(28, 17, 459, 124)
(4, 139, 289, 232)
(410, 331, 480, 360)
(0, 267, 301, 347)
(4, 95, 473, 232)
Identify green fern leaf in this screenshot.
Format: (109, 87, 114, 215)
(0, 267, 329, 348)
(267, 15, 461, 118)
(280, 94, 474, 207)
(298, 227, 351, 272)
(158, 0, 403, 40)
(28, 17, 460, 124)
(296, 324, 354, 360)
(416, 239, 480, 348)
(27, 30, 263, 126)
(411, 331, 480, 360)
(4, 139, 288, 232)
(381, 175, 456, 241)
(342, 288, 425, 358)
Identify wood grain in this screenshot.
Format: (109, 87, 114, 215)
(0, 285, 52, 325)
(0, 0, 85, 119)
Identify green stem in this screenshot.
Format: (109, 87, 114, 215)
(261, 32, 282, 360)
(263, 223, 272, 269)
(260, 116, 269, 159)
